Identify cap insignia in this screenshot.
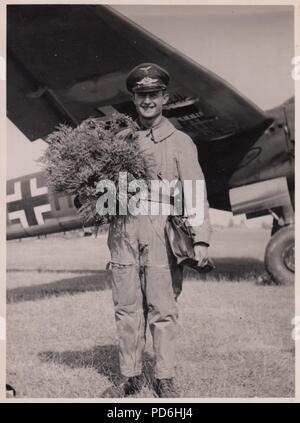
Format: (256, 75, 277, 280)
(136, 77, 159, 87)
(139, 66, 152, 73)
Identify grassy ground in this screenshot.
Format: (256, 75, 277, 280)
(6, 228, 295, 398)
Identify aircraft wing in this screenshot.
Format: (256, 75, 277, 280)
(7, 5, 272, 210)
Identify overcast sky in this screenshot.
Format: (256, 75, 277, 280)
(7, 5, 294, 225)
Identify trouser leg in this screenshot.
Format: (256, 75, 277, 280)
(110, 263, 146, 377)
(108, 217, 146, 377)
(139, 215, 179, 379)
(144, 265, 178, 379)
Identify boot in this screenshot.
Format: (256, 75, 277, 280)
(101, 375, 143, 398)
(6, 384, 16, 398)
(156, 378, 178, 398)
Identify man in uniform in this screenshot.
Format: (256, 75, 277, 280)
(103, 63, 211, 398)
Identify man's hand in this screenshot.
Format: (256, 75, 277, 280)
(194, 244, 209, 267)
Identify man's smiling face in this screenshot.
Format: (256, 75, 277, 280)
(133, 90, 169, 122)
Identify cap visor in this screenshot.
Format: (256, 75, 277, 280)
(132, 85, 166, 93)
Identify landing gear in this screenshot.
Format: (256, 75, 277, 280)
(264, 225, 294, 285)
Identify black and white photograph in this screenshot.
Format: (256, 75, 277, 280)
(4, 2, 297, 399)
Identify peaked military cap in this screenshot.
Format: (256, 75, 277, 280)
(126, 63, 170, 93)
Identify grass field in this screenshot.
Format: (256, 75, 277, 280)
(6, 227, 295, 398)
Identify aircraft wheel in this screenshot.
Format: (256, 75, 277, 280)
(264, 225, 294, 285)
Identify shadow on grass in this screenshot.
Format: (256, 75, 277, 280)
(7, 257, 266, 304)
(184, 257, 265, 282)
(7, 269, 102, 273)
(7, 271, 112, 304)
(38, 345, 155, 390)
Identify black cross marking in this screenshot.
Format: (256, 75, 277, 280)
(7, 179, 52, 227)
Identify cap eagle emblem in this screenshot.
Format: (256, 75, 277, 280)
(136, 77, 159, 87)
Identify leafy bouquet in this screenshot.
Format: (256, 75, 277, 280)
(40, 114, 149, 225)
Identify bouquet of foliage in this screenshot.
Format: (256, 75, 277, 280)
(40, 113, 150, 226)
